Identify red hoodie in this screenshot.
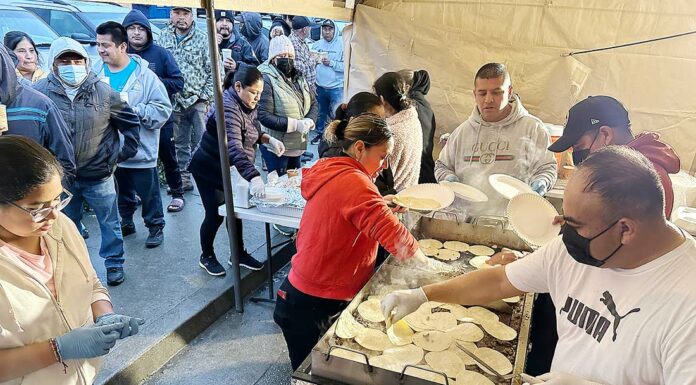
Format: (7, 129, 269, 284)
(627, 132, 681, 217)
(288, 157, 419, 301)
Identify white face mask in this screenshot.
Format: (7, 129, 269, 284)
(57, 64, 88, 87)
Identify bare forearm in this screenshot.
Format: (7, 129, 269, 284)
(422, 266, 523, 305)
(92, 300, 114, 321)
(0, 342, 56, 381)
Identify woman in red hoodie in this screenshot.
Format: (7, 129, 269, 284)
(273, 113, 425, 369)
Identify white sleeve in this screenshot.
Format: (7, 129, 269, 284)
(662, 319, 696, 384)
(504, 237, 565, 293)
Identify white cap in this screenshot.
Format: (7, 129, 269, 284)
(268, 35, 295, 60)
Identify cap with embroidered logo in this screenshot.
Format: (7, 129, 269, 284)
(548, 95, 631, 153)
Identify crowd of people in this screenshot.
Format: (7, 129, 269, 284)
(0, 4, 693, 385)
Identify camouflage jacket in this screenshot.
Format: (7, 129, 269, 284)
(157, 23, 214, 110)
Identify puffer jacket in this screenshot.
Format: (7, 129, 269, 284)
(0, 213, 111, 385)
(257, 62, 317, 152)
(0, 43, 76, 181)
(156, 23, 214, 110)
(189, 88, 262, 188)
(34, 73, 140, 181)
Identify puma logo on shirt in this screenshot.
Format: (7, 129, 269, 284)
(599, 291, 641, 342)
(559, 291, 640, 343)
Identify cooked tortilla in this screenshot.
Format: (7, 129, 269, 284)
(443, 241, 470, 252)
(355, 328, 394, 351)
(473, 347, 513, 375)
(357, 299, 385, 323)
(413, 331, 453, 352)
(387, 320, 415, 346)
(435, 249, 461, 261)
(425, 350, 464, 378)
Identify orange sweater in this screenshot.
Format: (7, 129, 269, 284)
(288, 157, 419, 300)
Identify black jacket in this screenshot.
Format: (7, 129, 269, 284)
(219, 28, 259, 67)
(410, 70, 437, 184)
(34, 73, 140, 181)
(240, 12, 270, 63)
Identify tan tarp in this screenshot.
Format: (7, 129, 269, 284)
(345, 1, 696, 172)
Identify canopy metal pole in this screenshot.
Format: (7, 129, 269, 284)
(202, 0, 243, 313)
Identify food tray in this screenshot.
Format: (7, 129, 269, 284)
(254, 204, 304, 219)
(293, 216, 534, 385)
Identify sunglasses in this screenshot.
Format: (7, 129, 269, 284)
(5, 190, 73, 223)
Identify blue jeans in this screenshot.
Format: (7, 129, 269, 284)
(64, 176, 125, 268)
(115, 167, 165, 229)
(316, 86, 343, 135)
(259, 145, 301, 177)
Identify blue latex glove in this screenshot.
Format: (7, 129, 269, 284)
(95, 313, 145, 339)
(530, 179, 549, 196)
(56, 323, 124, 360)
(444, 174, 460, 183)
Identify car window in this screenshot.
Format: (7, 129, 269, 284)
(0, 9, 59, 45)
(45, 9, 94, 37)
(82, 11, 127, 28)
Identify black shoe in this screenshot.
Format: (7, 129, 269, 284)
(80, 227, 90, 239)
(310, 134, 321, 145)
(239, 252, 264, 271)
(145, 227, 164, 248)
(199, 255, 226, 276)
(121, 222, 136, 237)
(182, 180, 194, 192)
(273, 224, 296, 237)
(106, 267, 124, 286)
(301, 151, 314, 161)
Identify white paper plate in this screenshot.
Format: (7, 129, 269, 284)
(507, 193, 560, 247)
(259, 187, 285, 203)
(395, 184, 455, 212)
(488, 174, 534, 200)
(441, 181, 488, 203)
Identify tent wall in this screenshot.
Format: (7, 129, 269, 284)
(346, 1, 696, 172)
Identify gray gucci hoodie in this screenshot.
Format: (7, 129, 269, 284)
(435, 95, 557, 216)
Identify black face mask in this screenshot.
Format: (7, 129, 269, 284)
(571, 129, 601, 166)
(274, 58, 294, 77)
(562, 220, 623, 267)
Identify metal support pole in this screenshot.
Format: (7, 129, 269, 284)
(202, 0, 243, 313)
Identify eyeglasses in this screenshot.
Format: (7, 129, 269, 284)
(5, 190, 73, 223)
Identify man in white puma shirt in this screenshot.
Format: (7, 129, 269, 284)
(384, 146, 696, 385)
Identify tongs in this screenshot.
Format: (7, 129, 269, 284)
(454, 341, 514, 381)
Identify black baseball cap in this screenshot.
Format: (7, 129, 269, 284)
(214, 10, 235, 22)
(548, 95, 631, 153)
(292, 16, 313, 30)
(172, 6, 192, 12)
(321, 19, 335, 29)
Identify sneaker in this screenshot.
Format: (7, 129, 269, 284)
(121, 222, 136, 237)
(199, 255, 226, 276)
(182, 179, 194, 192)
(239, 252, 264, 271)
(145, 227, 164, 248)
(310, 134, 322, 145)
(80, 227, 90, 240)
(106, 267, 124, 286)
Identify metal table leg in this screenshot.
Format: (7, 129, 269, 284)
(251, 222, 276, 304)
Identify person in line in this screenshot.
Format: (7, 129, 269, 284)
(239, 12, 270, 64)
(4, 31, 47, 83)
(549, 95, 680, 217)
(34, 37, 140, 287)
(257, 35, 318, 176)
(0, 136, 143, 384)
(373, 72, 423, 191)
(0, 43, 75, 182)
(274, 113, 430, 370)
(288, 16, 317, 95)
(157, 6, 214, 192)
(94, 22, 172, 251)
(399, 69, 437, 183)
(435, 62, 557, 216)
(124, 9, 187, 213)
(190, 66, 285, 276)
(214, 10, 258, 72)
(269, 16, 291, 38)
(383, 146, 696, 385)
(311, 19, 344, 145)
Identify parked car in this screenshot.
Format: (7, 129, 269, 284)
(0, 4, 60, 70)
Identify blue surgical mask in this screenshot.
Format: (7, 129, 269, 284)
(58, 64, 88, 87)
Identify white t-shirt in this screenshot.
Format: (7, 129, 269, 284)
(506, 234, 696, 385)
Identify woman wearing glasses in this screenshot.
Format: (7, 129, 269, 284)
(0, 136, 142, 384)
(273, 113, 430, 370)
